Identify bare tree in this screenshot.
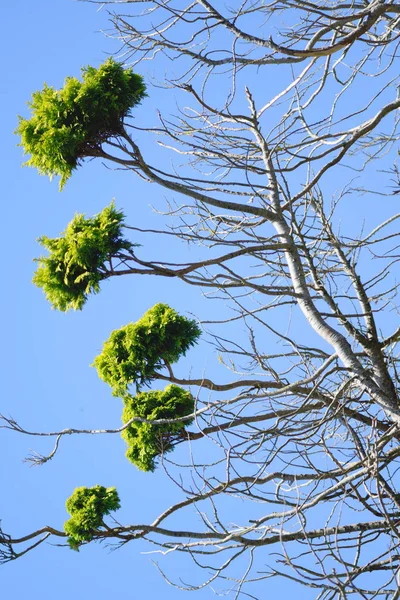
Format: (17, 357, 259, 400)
(3, 1, 400, 597)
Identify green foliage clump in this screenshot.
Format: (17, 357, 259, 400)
(33, 203, 134, 311)
(122, 384, 194, 471)
(64, 485, 120, 550)
(16, 58, 146, 189)
(93, 303, 201, 394)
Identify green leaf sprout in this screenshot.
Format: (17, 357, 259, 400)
(33, 202, 135, 311)
(16, 58, 146, 189)
(122, 384, 194, 471)
(64, 486, 121, 550)
(93, 303, 201, 393)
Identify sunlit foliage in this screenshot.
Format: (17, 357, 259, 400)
(121, 385, 194, 472)
(64, 486, 120, 550)
(93, 303, 201, 394)
(16, 58, 146, 189)
(33, 202, 134, 311)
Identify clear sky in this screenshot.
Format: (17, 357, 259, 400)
(4, 2, 394, 599)
(1, 1, 213, 597)
(2, 1, 276, 598)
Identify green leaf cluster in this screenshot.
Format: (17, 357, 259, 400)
(16, 58, 146, 189)
(93, 303, 201, 393)
(122, 384, 194, 471)
(33, 202, 134, 311)
(64, 485, 120, 550)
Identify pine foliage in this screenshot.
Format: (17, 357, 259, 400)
(16, 58, 146, 189)
(33, 203, 134, 311)
(121, 385, 194, 471)
(64, 486, 120, 550)
(93, 303, 201, 394)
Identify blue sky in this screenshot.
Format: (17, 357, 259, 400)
(1, 1, 209, 597)
(2, 2, 277, 598)
(4, 2, 397, 598)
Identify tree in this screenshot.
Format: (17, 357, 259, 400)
(2, 1, 400, 597)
